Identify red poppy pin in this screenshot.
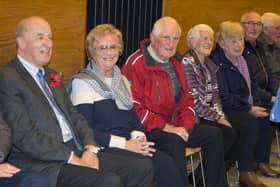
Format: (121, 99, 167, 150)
(49, 72, 63, 88)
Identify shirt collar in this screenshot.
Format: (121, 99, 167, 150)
(147, 44, 169, 63)
(17, 54, 45, 76)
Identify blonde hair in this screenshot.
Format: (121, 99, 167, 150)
(216, 21, 244, 44)
(187, 24, 214, 49)
(86, 24, 124, 58)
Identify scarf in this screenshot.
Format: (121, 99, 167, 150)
(224, 50, 254, 104)
(71, 60, 133, 110)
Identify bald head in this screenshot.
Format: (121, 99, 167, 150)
(16, 16, 50, 38)
(16, 16, 53, 68)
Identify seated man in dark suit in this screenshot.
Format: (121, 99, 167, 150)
(0, 16, 154, 187)
(0, 116, 50, 187)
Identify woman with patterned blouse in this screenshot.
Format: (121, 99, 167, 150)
(183, 24, 237, 169)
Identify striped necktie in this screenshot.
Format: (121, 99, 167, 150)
(37, 69, 83, 151)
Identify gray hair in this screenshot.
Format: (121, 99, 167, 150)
(187, 24, 214, 49)
(261, 12, 280, 27)
(152, 16, 181, 37)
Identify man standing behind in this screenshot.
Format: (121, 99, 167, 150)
(122, 16, 227, 187)
(241, 12, 279, 105)
(258, 12, 280, 83)
(0, 16, 153, 187)
(241, 11, 280, 179)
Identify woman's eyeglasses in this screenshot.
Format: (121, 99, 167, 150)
(93, 44, 120, 51)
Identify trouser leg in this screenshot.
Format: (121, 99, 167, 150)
(151, 150, 185, 187)
(99, 150, 154, 187)
(199, 118, 237, 164)
(187, 124, 227, 187)
(100, 148, 184, 187)
(0, 170, 50, 187)
(147, 130, 189, 187)
(56, 164, 123, 187)
(255, 117, 275, 163)
(227, 111, 259, 171)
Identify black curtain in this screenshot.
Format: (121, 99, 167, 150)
(87, 0, 163, 67)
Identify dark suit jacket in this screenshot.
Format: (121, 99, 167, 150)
(0, 57, 97, 186)
(0, 117, 11, 163)
(211, 44, 263, 113)
(243, 40, 279, 103)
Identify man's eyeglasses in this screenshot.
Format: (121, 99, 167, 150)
(93, 44, 120, 51)
(241, 21, 263, 27)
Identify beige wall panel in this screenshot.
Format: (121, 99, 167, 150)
(0, 0, 86, 80)
(164, 0, 277, 53)
(1, 0, 280, 78)
(275, 0, 280, 13)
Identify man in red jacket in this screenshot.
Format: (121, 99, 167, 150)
(122, 17, 227, 187)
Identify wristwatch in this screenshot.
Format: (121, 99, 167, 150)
(85, 146, 101, 154)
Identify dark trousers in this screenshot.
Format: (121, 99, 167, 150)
(147, 124, 228, 187)
(255, 117, 275, 163)
(102, 148, 185, 187)
(0, 170, 50, 187)
(199, 118, 237, 165)
(226, 111, 275, 171)
(56, 151, 154, 187)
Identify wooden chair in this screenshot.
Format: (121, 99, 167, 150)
(185, 147, 205, 187)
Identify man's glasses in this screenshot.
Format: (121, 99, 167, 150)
(241, 21, 263, 27)
(93, 44, 120, 51)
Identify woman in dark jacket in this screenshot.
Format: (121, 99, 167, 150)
(211, 21, 278, 187)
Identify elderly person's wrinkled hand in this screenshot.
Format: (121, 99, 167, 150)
(249, 106, 269, 117)
(163, 124, 189, 141)
(0, 163, 20, 178)
(125, 137, 155, 157)
(81, 151, 99, 169)
(217, 118, 232, 128)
